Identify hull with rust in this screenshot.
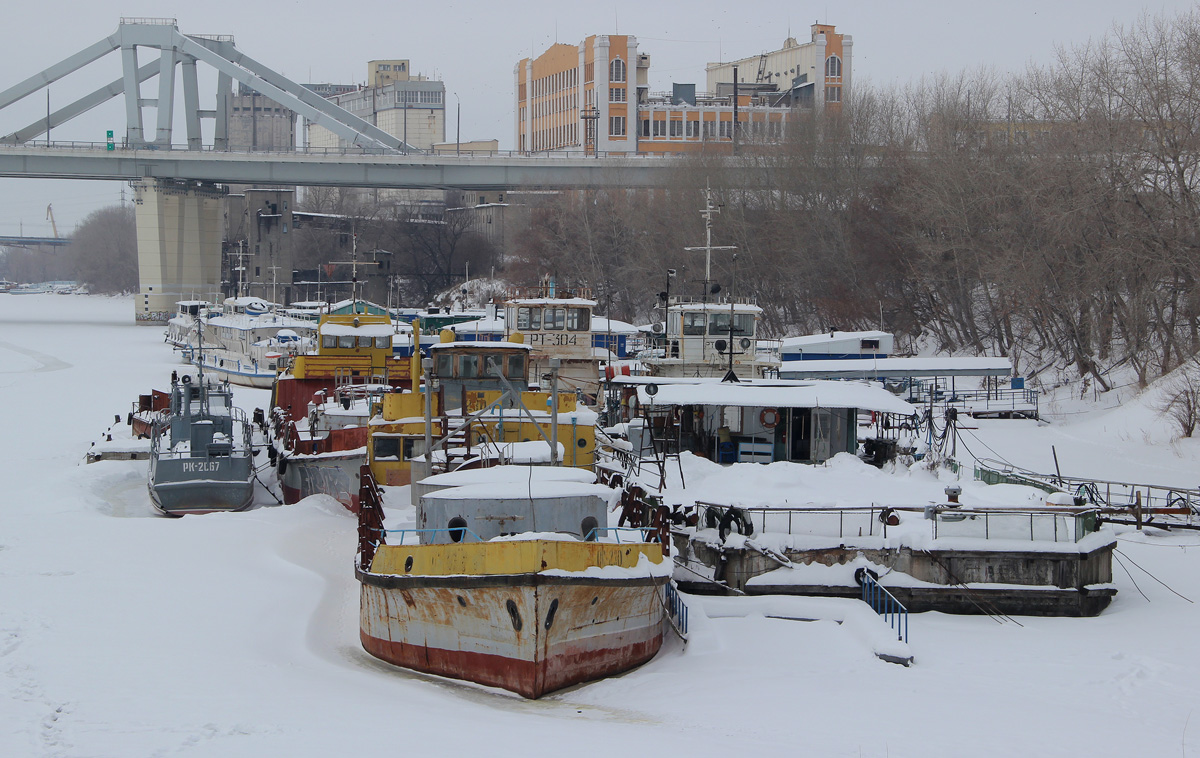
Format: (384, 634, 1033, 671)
(280, 449, 365, 511)
(357, 570, 667, 698)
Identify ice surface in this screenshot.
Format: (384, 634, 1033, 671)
(5, 293, 1200, 756)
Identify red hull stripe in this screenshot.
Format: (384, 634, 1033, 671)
(360, 631, 663, 698)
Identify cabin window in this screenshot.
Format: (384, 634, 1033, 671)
(516, 307, 541, 330)
(683, 312, 706, 336)
(507, 353, 526, 379)
(460, 354, 479, 378)
(436, 353, 453, 377)
(322, 335, 337, 349)
(861, 339, 880, 351)
(668, 312, 681, 336)
(373, 437, 400, 460)
(483, 354, 504, 378)
(374, 336, 392, 350)
(708, 312, 754, 336)
(338, 335, 355, 349)
(358, 336, 373, 348)
(403, 437, 424, 460)
(566, 307, 590, 331)
(544, 308, 565, 330)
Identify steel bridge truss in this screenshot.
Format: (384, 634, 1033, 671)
(0, 18, 409, 152)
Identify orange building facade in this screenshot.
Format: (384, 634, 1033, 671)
(514, 25, 850, 156)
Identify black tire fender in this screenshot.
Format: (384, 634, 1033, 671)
(718, 507, 754, 541)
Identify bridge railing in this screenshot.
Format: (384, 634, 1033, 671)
(3, 140, 684, 161)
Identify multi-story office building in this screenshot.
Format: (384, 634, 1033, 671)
(514, 25, 851, 156)
(307, 60, 446, 151)
(706, 24, 851, 114)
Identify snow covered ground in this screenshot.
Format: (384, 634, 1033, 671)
(4, 294, 1200, 757)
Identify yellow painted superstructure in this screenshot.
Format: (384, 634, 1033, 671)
(461, 389, 596, 469)
(368, 391, 441, 486)
(288, 314, 413, 384)
(371, 539, 663, 577)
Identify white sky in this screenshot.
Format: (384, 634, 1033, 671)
(0, 0, 1193, 236)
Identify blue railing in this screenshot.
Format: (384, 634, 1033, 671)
(384, 526, 484, 544)
(664, 581, 689, 636)
(861, 572, 908, 643)
(582, 526, 653, 543)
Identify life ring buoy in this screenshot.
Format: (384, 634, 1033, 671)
(759, 408, 780, 429)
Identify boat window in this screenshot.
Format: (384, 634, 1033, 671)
(436, 353, 454, 377)
(358, 336, 374, 348)
(338, 335, 355, 349)
(374, 336, 392, 350)
(566, 307, 590, 331)
(460, 354, 479, 378)
(668, 312, 681, 336)
(544, 308, 565, 330)
(683, 312, 706, 336)
(322, 335, 337, 349)
(708, 312, 754, 336)
(403, 437, 424, 460)
(483, 354, 504, 378)
(516, 307, 541, 330)
(507, 354, 526, 379)
(373, 436, 400, 460)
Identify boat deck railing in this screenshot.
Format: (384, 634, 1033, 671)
(696, 502, 1101, 544)
(975, 459, 1200, 521)
(385, 526, 486, 544)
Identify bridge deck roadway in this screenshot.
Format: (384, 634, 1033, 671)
(0, 146, 698, 190)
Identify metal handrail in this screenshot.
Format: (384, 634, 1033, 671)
(582, 526, 653, 543)
(664, 581, 689, 636)
(861, 572, 908, 643)
(384, 526, 484, 544)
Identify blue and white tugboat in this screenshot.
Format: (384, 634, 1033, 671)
(148, 365, 256, 516)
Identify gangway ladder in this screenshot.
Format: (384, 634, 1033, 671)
(859, 570, 909, 644)
(641, 403, 684, 491)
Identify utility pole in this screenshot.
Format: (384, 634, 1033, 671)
(732, 66, 739, 155)
(455, 92, 461, 156)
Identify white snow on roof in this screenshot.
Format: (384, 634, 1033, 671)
(428, 340, 531, 351)
(668, 302, 763, 314)
(420, 465, 596, 487)
(781, 330, 892, 348)
(780, 356, 1012, 377)
(318, 323, 395, 337)
(591, 316, 639, 334)
(422, 480, 614, 501)
(635, 380, 917, 415)
(508, 297, 597, 307)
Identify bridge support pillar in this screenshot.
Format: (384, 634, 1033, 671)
(132, 179, 227, 325)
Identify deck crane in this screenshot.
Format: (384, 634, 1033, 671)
(45, 204, 59, 238)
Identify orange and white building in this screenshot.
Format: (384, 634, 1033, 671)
(514, 25, 851, 156)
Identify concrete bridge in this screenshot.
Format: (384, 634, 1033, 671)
(0, 18, 725, 323)
(0, 143, 686, 191)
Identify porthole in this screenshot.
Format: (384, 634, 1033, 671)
(577, 438, 587, 448)
(448, 516, 468, 543)
(457, 595, 467, 607)
(404, 556, 413, 572)
(581, 516, 599, 541)
(544, 598, 559, 630)
(506, 599, 523, 631)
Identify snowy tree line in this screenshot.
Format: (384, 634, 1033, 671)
(513, 9, 1200, 390)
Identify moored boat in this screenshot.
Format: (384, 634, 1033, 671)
(148, 371, 256, 516)
(271, 312, 420, 510)
(355, 466, 672, 698)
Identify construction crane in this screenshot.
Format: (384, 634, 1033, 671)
(45, 204, 58, 238)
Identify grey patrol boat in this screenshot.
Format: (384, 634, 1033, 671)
(148, 368, 256, 515)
